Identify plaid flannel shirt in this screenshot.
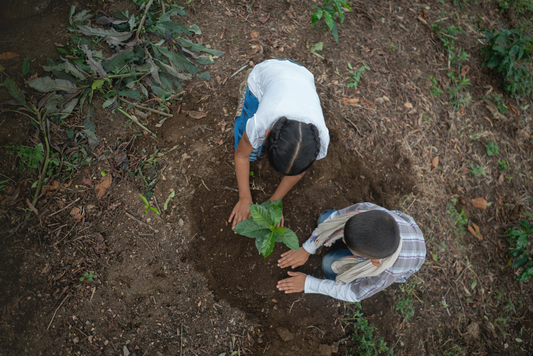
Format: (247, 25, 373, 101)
(302, 203, 426, 302)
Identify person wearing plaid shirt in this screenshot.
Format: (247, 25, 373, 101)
(276, 202, 426, 302)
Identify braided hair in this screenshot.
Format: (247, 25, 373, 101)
(265, 117, 321, 176)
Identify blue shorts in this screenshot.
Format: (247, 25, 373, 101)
(234, 86, 262, 162)
(233, 59, 303, 162)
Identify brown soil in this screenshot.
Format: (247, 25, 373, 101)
(1, 0, 533, 355)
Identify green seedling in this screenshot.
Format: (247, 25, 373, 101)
(506, 219, 533, 281)
(163, 191, 175, 210)
(498, 159, 510, 171)
(310, 42, 325, 59)
(140, 194, 160, 215)
(485, 141, 499, 156)
(80, 270, 94, 282)
(6, 144, 45, 170)
(447, 201, 468, 235)
(347, 303, 392, 355)
(388, 43, 397, 52)
(347, 62, 370, 89)
(310, 0, 351, 43)
(396, 296, 415, 320)
(429, 75, 443, 96)
(469, 165, 485, 177)
(481, 27, 533, 96)
(233, 199, 299, 258)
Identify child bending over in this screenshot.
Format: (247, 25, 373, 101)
(276, 203, 426, 302)
(229, 59, 330, 229)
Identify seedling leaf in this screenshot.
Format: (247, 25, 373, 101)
(164, 191, 175, 210)
(250, 204, 272, 228)
(279, 230, 299, 251)
(260, 232, 276, 258)
(234, 219, 271, 238)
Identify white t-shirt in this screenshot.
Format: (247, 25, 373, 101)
(245, 59, 329, 160)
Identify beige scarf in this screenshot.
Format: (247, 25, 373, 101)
(311, 212, 402, 284)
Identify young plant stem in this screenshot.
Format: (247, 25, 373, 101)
(119, 97, 173, 117)
(135, 0, 154, 43)
(116, 107, 157, 137)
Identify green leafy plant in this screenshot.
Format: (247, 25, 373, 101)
(233, 199, 299, 258)
(347, 62, 370, 89)
(447, 200, 468, 235)
(6, 144, 45, 170)
(469, 165, 485, 177)
(481, 27, 533, 96)
(498, 159, 510, 171)
(429, 75, 443, 96)
(396, 296, 415, 320)
(311, 0, 351, 43)
(506, 220, 533, 281)
(80, 270, 95, 282)
(140, 194, 160, 215)
(485, 141, 500, 156)
(347, 303, 392, 355)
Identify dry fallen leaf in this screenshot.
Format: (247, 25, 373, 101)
(93, 233, 106, 254)
(404, 102, 413, 109)
(250, 32, 258, 39)
(70, 207, 84, 222)
(189, 111, 207, 119)
(0, 52, 19, 60)
(83, 177, 94, 186)
(95, 175, 112, 199)
(341, 97, 360, 106)
(468, 223, 483, 240)
(471, 197, 487, 210)
(460, 65, 471, 76)
(431, 156, 439, 170)
(258, 13, 270, 23)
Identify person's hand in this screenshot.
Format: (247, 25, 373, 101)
(229, 197, 253, 230)
(277, 248, 310, 269)
(276, 214, 285, 228)
(277, 271, 307, 293)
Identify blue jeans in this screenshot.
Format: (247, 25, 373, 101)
(317, 209, 353, 280)
(234, 86, 262, 162)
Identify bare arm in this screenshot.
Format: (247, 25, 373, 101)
(270, 171, 305, 201)
(229, 132, 254, 229)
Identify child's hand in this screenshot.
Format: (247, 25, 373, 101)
(277, 248, 309, 269)
(277, 271, 307, 293)
(229, 198, 253, 229)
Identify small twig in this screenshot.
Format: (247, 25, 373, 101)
(125, 212, 155, 231)
(289, 297, 302, 313)
(90, 287, 96, 302)
(119, 97, 173, 117)
(116, 107, 157, 137)
(47, 294, 70, 330)
(228, 64, 248, 81)
(48, 198, 81, 218)
(152, 195, 162, 215)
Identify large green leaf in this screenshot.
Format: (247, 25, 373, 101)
(26, 77, 79, 94)
(104, 51, 134, 72)
(74, 25, 132, 47)
(250, 204, 272, 228)
(43, 61, 86, 80)
(255, 235, 265, 254)
(279, 229, 299, 251)
(0, 78, 26, 105)
(233, 219, 271, 238)
(270, 204, 283, 227)
(80, 45, 107, 77)
(260, 232, 276, 258)
(177, 38, 223, 56)
(155, 59, 193, 80)
(157, 47, 200, 75)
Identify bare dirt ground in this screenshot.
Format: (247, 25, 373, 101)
(1, 0, 533, 355)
